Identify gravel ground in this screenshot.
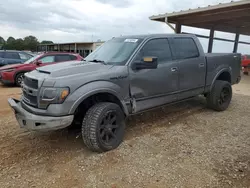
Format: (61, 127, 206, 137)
(0, 76, 249, 188)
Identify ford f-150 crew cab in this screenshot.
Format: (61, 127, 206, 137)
(8, 34, 242, 152)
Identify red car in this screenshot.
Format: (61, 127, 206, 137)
(0, 52, 83, 86)
(242, 55, 250, 67)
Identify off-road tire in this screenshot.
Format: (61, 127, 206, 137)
(82, 102, 125, 152)
(15, 72, 24, 87)
(206, 80, 232, 111)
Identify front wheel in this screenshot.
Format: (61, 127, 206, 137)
(82, 102, 125, 152)
(206, 80, 232, 111)
(15, 73, 24, 87)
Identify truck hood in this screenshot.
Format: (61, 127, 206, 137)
(36, 60, 113, 77)
(0, 63, 23, 70)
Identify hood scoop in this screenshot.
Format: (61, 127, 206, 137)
(37, 69, 50, 74)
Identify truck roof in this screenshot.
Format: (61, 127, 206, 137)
(116, 33, 196, 40)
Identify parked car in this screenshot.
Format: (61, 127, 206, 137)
(8, 34, 241, 152)
(0, 52, 83, 86)
(241, 55, 250, 74)
(0, 50, 34, 66)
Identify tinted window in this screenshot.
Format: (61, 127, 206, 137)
(0, 52, 4, 58)
(55, 55, 71, 62)
(19, 53, 32, 60)
(173, 38, 199, 59)
(39, 56, 55, 63)
(138, 38, 172, 64)
(5, 52, 20, 59)
(70, 55, 77, 60)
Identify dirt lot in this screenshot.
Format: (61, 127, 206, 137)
(0, 76, 249, 188)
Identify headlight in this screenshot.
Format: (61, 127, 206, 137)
(39, 87, 70, 107)
(1, 68, 15, 72)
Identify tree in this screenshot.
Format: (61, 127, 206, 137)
(0, 36, 5, 44)
(7, 36, 15, 44)
(2, 35, 53, 51)
(4, 37, 16, 50)
(13, 38, 25, 50)
(0, 36, 5, 50)
(40, 40, 53, 44)
(23, 35, 39, 51)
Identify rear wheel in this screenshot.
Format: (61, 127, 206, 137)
(82, 102, 125, 152)
(206, 80, 232, 111)
(15, 73, 24, 87)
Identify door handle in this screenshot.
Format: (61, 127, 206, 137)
(199, 63, 205, 68)
(171, 67, 178, 72)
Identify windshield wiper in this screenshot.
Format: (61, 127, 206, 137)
(89, 59, 107, 65)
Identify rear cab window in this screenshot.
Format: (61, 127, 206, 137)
(172, 37, 199, 60)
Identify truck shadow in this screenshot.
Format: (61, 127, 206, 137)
(125, 96, 207, 140)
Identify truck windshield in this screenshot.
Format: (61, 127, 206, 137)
(84, 38, 143, 65)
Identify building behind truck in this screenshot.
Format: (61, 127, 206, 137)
(37, 41, 104, 58)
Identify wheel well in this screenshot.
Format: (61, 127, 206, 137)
(216, 71, 231, 83)
(72, 93, 125, 127)
(14, 71, 26, 79)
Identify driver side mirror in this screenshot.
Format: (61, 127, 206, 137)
(35, 60, 42, 66)
(132, 57, 158, 70)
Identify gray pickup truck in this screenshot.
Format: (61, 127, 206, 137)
(8, 34, 241, 152)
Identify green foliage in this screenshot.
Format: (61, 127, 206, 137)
(41, 40, 54, 44)
(0, 36, 53, 51)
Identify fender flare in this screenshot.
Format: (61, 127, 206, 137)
(68, 82, 129, 116)
(210, 68, 232, 91)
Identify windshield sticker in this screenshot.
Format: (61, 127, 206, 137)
(124, 39, 138, 43)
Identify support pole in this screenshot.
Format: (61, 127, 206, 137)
(175, 23, 182, 33)
(74, 43, 77, 53)
(208, 28, 215, 53)
(233, 33, 240, 53)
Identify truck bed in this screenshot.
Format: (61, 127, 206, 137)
(205, 53, 241, 87)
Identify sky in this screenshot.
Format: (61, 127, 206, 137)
(0, 0, 250, 53)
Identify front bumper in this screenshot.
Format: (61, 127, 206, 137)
(8, 98, 74, 132)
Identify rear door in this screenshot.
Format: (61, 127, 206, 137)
(171, 37, 206, 99)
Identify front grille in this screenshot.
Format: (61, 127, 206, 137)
(23, 76, 38, 89)
(23, 91, 38, 107)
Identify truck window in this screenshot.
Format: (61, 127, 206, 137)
(139, 38, 172, 64)
(173, 38, 199, 59)
(5, 52, 20, 59)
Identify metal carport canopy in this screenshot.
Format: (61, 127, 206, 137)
(149, 0, 250, 53)
(149, 0, 250, 35)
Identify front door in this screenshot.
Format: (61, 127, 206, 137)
(129, 38, 179, 113)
